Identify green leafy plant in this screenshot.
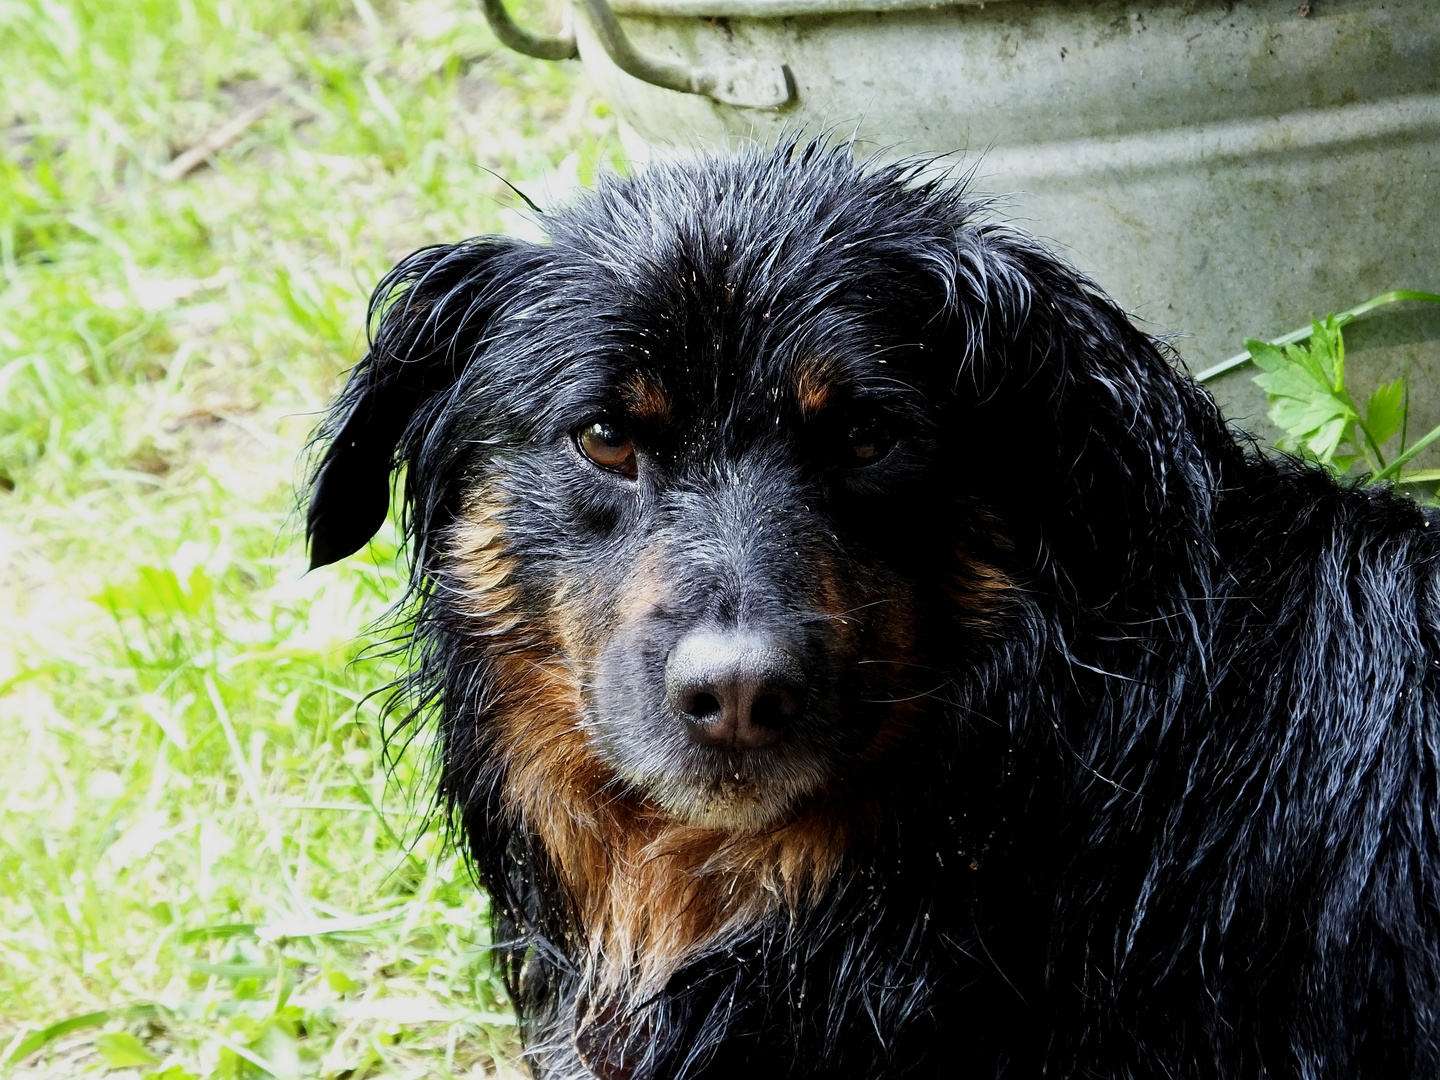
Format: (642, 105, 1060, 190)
(1198, 290, 1440, 483)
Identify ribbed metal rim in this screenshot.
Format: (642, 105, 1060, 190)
(607, 0, 1008, 18)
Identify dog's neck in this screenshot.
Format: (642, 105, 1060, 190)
(498, 697, 854, 999)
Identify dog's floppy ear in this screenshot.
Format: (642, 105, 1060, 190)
(307, 238, 524, 569)
(943, 227, 1235, 601)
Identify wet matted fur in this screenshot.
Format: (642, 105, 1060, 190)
(306, 145, 1440, 1079)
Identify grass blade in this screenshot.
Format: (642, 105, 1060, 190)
(5, 1005, 159, 1066)
(1196, 291, 1440, 383)
(1374, 420, 1440, 481)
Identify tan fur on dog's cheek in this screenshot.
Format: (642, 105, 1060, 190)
(948, 543, 1014, 631)
(449, 498, 522, 634)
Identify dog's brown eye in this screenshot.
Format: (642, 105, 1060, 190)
(846, 422, 895, 466)
(578, 421, 638, 478)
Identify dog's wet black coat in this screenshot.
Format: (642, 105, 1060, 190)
(308, 146, 1440, 1078)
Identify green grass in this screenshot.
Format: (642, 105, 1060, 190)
(0, 0, 620, 1075)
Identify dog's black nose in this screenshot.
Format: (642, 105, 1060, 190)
(665, 631, 807, 750)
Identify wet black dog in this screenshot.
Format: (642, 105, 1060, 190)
(307, 145, 1440, 1078)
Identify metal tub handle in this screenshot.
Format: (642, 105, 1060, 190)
(479, 0, 794, 108)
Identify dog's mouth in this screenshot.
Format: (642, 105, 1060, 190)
(597, 733, 836, 831)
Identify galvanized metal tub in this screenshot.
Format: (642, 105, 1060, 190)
(501, 0, 1440, 446)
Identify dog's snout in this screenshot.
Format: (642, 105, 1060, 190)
(665, 631, 807, 750)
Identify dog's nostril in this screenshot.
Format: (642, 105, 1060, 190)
(665, 630, 808, 751)
(686, 691, 722, 720)
(750, 693, 792, 729)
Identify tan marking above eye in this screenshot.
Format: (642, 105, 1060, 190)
(620, 373, 673, 423)
(794, 361, 836, 421)
(578, 421, 638, 478)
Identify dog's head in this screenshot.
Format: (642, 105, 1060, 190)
(308, 143, 1217, 878)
